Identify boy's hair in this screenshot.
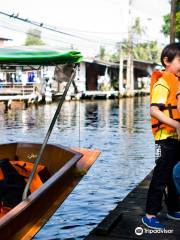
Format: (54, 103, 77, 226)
(161, 42, 180, 67)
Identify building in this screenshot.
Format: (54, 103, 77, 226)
(71, 58, 157, 97)
(0, 37, 12, 47)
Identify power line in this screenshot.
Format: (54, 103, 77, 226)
(0, 23, 70, 46)
(0, 17, 118, 52)
(0, 10, 167, 49)
(0, 11, 118, 46)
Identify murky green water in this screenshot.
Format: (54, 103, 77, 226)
(0, 97, 155, 239)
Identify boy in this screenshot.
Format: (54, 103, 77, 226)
(142, 42, 180, 229)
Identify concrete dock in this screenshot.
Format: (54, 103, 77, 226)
(85, 172, 180, 240)
(0, 94, 31, 110)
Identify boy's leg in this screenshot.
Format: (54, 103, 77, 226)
(146, 140, 179, 215)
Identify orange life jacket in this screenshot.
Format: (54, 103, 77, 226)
(0, 159, 50, 209)
(10, 161, 46, 193)
(150, 71, 180, 136)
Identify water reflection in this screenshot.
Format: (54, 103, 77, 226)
(84, 103, 98, 127)
(0, 97, 154, 239)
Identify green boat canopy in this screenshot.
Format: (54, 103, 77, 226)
(0, 47, 83, 66)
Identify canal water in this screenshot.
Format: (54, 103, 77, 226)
(0, 97, 155, 239)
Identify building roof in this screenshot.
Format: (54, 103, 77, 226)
(0, 37, 12, 41)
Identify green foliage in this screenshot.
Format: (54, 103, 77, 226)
(97, 46, 114, 62)
(99, 17, 160, 63)
(161, 1, 180, 41)
(133, 41, 160, 62)
(132, 17, 145, 41)
(118, 40, 160, 62)
(24, 29, 44, 46)
(111, 18, 160, 62)
(162, 14, 170, 36)
(99, 46, 106, 60)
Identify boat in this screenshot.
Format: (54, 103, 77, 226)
(0, 47, 100, 239)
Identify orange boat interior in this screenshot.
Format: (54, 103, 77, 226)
(0, 142, 81, 218)
(0, 142, 100, 222)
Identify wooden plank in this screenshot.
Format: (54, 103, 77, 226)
(0, 95, 30, 101)
(85, 171, 179, 240)
(85, 235, 130, 240)
(94, 210, 123, 236)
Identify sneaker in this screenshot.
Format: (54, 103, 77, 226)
(167, 211, 180, 220)
(142, 216, 165, 229)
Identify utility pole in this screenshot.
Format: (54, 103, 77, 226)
(118, 43, 124, 96)
(126, 0, 134, 96)
(170, 0, 177, 43)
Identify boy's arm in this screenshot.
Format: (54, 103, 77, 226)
(150, 106, 180, 139)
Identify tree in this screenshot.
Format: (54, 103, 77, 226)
(111, 18, 160, 63)
(97, 46, 112, 62)
(131, 17, 145, 43)
(99, 46, 106, 60)
(161, 0, 180, 41)
(24, 29, 44, 46)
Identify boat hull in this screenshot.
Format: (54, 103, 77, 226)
(0, 143, 100, 240)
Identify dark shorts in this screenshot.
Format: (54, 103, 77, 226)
(146, 138, 180, 215)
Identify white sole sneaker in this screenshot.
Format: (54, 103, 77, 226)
(167, 213, 180, 220)
(142, 218, 165, 230)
